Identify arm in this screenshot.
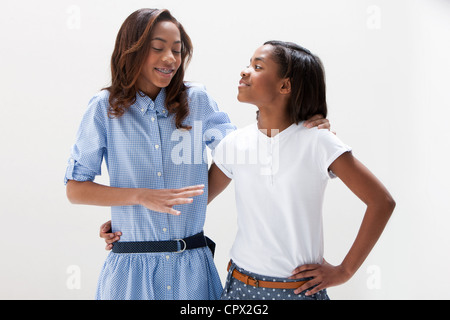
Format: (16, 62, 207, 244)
(290, 152, 395, 295)
(208, 162, 232, 204)
(66, 180, 205, 216)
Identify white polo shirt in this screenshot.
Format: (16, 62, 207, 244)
(213, 122, 352, 278)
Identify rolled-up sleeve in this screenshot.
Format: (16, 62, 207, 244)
(64, 94, 107, 185)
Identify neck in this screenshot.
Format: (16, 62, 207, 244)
(136, 80, 161, 101)
(257, 107, 293, 137)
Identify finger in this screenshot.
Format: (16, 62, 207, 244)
(175, 185, 205, 193)
(305, 284, 325, 296)
(289, 270, 316, 280)
(100, 231, 114, 239)
(317, 123, 331, 130)
(294, 279, 319, 295)
(99, 220, 112, 235)
(177, 189, 204, 198)
(167, 197, 195, 206)
(105, 233, 121, 244)
(174, 188, 205, 198)
(105, 243, 113, 251)
(291, 264, 319, 275)
(307, 119, 329, 129)
(166, 207, 181, 216)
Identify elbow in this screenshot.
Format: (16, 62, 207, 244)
(66, 180, 81, 204)
(379, 193, 396, 217)
(388, 195, 396, 212)
(367, 192, 396, 218)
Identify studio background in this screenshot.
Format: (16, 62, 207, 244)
(1, 0, 449, 299)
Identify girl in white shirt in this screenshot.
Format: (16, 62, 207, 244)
(209, 40, 395, 300)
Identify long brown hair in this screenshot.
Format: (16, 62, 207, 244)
(106, 9, 193, 129)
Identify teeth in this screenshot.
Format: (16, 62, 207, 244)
(156, 68, 173, 74)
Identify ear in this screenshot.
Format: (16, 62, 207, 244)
(280, 78, 291, 94)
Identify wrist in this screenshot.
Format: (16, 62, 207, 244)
(133, 188, 146, 206)
(338, 263, 355, 281)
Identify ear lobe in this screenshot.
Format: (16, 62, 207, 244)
(280, 78, 291, 94)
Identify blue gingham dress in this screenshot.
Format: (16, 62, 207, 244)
(64, 84, 235, 300)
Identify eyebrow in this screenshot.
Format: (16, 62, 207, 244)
(250, 57, 265, 63)
(152, 37, 182, 44)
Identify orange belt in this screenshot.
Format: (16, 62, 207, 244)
(227, 261, 307, 289)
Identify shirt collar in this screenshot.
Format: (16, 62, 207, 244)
(135, 88, 168, 117)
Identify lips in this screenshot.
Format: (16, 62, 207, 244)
(239, 79, 250, 87)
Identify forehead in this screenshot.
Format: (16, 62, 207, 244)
(151, 20, 181, 41)
(251, 45, 275, 62)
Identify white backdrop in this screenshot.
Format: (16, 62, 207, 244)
(1, 0, 449, 300)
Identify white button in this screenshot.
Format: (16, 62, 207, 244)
(167, 286, 171, 290)
(141, 108, 145, 112)
(157, 172, 162, 177)
(166, 255, 170, 260)
(163, 228, 167, 232)
(151, 117, 155, 122)
(162, 110, 166, 113)
(155, 144, 159, 149)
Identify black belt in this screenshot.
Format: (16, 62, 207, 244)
(112, 231, 215, 256)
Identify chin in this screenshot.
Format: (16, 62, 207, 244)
(237, 93, 247, 103)
(237, 96, 253, 105)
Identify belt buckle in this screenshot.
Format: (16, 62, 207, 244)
(175, 239, 186, 253)
(247, 276, 259, 288)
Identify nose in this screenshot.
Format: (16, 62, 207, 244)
(162, 50, 176, 64)
(240, 66, 250, 78)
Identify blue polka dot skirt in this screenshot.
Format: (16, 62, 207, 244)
(221, 260, 329, 300)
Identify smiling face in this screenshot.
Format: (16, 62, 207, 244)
(237, 44, 290, 108)
(137, 20, 182, 99)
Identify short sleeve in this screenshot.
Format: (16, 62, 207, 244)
(187, 83, 236, 151)
(212, 133, 234, 179)
(315, 129, 352, 179)
(64, 93, 107, 185)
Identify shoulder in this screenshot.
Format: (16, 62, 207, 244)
(86, 90, 110, 111)
(88, 89, 110, 106)
(315, 127, 347, 147)
(185, 82, 218, 108)
(185, 82, 209, 99)
(292, 123, 339, 143)
(82, 90, 110, 123)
